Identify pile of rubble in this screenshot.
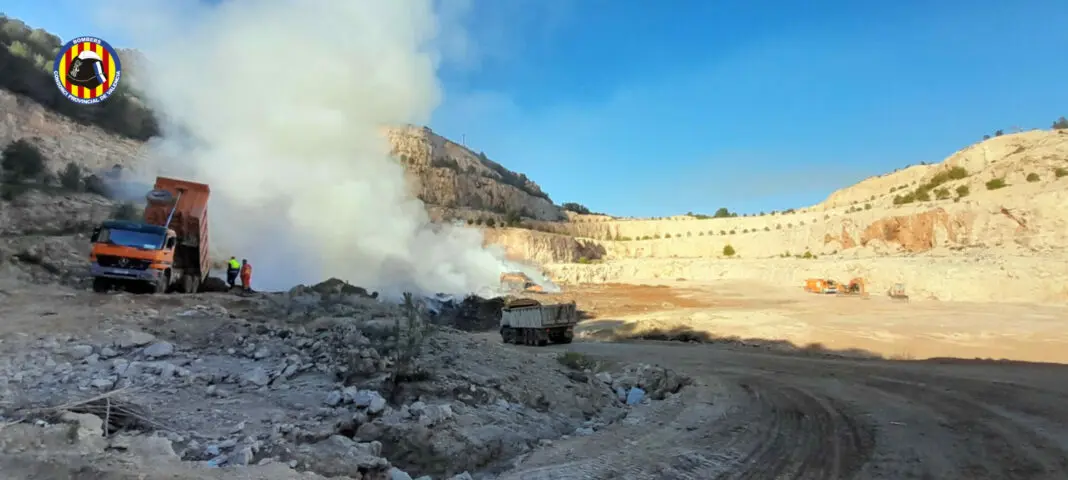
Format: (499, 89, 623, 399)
(0, 282, 690, 479)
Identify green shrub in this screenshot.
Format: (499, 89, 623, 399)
(722, 244, 735, 257)
(956, 185, 970, 197)
(110, 201, 141, 221)
(1, 139, 46, 182)
(577, 257, 590, 264)
(985, 178, 1007, 190)
(556, 351, 594, 370)
(58, 162, 83, 190)
(1026, 172, 1040, 182)
(1055, 167, 1068, 178)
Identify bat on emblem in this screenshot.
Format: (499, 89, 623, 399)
(67, 49, 108, 90)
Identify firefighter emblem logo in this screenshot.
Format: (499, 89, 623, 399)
(52, 36, 122, 104)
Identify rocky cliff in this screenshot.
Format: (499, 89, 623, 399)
(387, 125, 563, 221)
(0, 88, 560, 219)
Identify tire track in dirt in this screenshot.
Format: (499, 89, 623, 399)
(862, 375, 1068, 479)
(503, 341, 1068, 479)
(498, 368, 876, 479)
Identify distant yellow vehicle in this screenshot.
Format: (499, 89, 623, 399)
(500, 272, 546, 293)
(803, 278, 838, 294)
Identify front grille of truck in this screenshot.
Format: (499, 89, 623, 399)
(96, 255, 151, 270)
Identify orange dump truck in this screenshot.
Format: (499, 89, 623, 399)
(89, 177, 211, 294)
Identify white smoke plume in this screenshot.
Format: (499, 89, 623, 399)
(94, 0, 526, 297)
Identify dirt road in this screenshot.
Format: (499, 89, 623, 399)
(500, 340, 1068, 479)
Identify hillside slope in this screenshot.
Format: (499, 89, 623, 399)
(0, 93, 557, 218)
(475, 130, 1068, 303)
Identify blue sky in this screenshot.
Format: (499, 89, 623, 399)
(7, 1, 1068, 217)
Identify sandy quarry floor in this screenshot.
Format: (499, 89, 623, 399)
(2, 280, 1068, 479)
(534, 281, 1068, 363)
(503, 339, 1068, 479)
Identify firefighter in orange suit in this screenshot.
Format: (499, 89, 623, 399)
(240, 259, 252, 292)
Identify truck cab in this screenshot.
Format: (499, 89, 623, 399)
(88, 176, 211, 294)
(90, 220, 177, 292)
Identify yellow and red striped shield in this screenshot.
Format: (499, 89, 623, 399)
(52, 36, 122, 104)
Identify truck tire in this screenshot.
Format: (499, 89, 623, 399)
(145, 189, 175, 204)
(92, 277, 110, 293)
(153, 272, 169, 294)
(500, 327, 517, 344)
(181, 274, 200, 294)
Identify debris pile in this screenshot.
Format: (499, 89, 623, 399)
(0, 283, 690, 478)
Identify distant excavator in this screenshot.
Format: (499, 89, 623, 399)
(803, 277, 869, 298)
(500, 272, 547, 293)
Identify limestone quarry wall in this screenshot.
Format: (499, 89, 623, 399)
(493, 188, 1068, 264)
(481, 228, 605, 265)
(544, 255, 1068, 304)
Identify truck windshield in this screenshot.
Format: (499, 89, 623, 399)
(96, 228, 165, 250)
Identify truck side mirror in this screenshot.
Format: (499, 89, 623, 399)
(90, 228, 101, 243)
(166, 237, 177, 249)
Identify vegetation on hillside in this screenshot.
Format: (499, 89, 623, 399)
(474, 152, 550, 201)
(1053, 117, 1068, 130)
(893, 166, 970, 205)
(1, 138, 114, 200)
(0, 15, 159, 140)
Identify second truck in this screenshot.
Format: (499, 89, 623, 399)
(499, 298, 578, 346)
(88, 176, 211, 294)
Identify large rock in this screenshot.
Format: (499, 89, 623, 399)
(293, 435, 390, 477)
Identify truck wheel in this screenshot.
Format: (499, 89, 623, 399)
(92, 277, 110, 293)
(181, 275, 200, 294)
(500, 327, 515, 344)
(154, 272, 169, 294)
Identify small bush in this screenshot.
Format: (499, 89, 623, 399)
(485, 218, 496, 227)
(556, 351, 595, 370)
(802, 251, 813, 259)
(59, 162, 83, 190)
(722, 244, 735, 257)
(664, 233, 672, 239)
(561, 202, 591, 215)
(1, 139, 47, 182)
(764, 226, 770, 231)
(1055, 167, 1068, 178)
(1052, 116, 1068, 130)
(956, 185, 970, 197)
(110, 202, 142, 221)
(1026, 172, 1040, 182)
(719, 230, 726, 235)
(863, 203, 871, 210)
(503, 209, 522, 226)
(934, 187, 950, 200)
(985, 178, 1007, 190)
(577, 257, 590, 264)
(728, 230, 736, 235)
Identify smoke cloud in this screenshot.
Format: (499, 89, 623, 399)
(97, 0, 527, 297)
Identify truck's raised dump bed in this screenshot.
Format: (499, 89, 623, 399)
(499, 299, 577, 346)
